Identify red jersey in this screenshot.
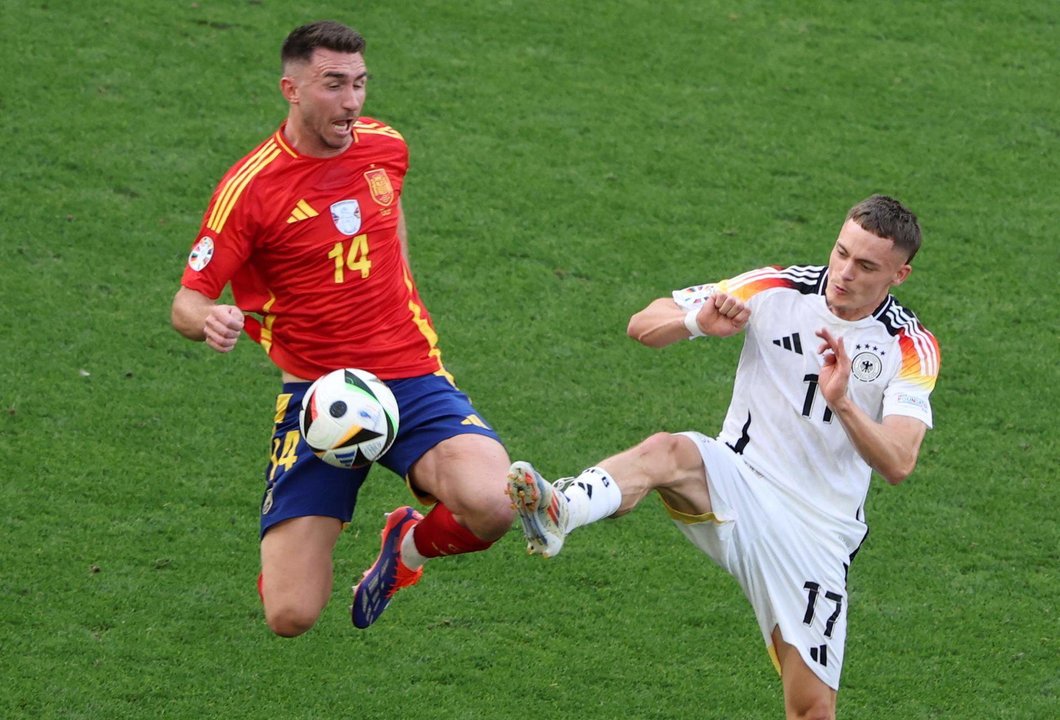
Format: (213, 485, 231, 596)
(181, 118, 445, 381)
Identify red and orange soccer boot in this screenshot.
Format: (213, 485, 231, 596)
(351, 506, 424, 629)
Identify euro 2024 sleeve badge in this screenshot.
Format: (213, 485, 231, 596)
(188, 236, 214, 271)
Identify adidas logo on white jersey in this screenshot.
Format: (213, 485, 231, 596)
(772, 333, 803, 355)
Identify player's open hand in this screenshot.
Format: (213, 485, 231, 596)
(815, 327, 850, 406)
(697, 292, 750, 337)
(204, 305, 245, 353)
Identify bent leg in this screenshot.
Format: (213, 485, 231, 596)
(772, 627, 837, 720)
(259, 515, 343, 637)
(349, 434, 511, 628)
(507, 432, 715, 557)
(598, 431, 714, 517)
(410, 433, 514, 542)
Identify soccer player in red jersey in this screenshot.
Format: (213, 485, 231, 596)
(171, 21, 514, 635)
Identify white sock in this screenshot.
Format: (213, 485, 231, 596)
(562, 466, 622, 532)
(400, 527, 428, 570)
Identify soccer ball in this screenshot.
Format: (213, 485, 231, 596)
(299, 368, 399, 469)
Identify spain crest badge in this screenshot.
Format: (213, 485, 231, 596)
(363, 168, 395, 207)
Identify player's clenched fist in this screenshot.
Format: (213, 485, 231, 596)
(698, 291, 751, 337)
(203, 305, 244, 353)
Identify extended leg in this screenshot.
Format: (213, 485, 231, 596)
(508, 432, 714, 557)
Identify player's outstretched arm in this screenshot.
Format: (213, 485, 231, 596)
(816, 327, 927, 484)
(627, 292, 749, 348)
(171, 286, 245, 353)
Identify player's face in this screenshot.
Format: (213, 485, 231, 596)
(281, 49, 367, 157)
(825, 219, 912, 321)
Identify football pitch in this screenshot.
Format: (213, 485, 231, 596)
(1, 1, 1056, 718)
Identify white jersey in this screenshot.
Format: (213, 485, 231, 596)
(673, 265, 940, 547)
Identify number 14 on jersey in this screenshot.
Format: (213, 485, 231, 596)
(328, 233, 371, 282)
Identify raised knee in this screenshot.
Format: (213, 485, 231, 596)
(639, 431, 680, 452)
(456, 492, 515, 541)
(479, 496, 517, 537)
(635, 432, 686, 468)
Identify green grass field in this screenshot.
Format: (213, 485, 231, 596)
(1, 1, 1056, 718)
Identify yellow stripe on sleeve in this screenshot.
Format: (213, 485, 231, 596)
(207, 141, 282, 233)
(353, 120, 405, 141)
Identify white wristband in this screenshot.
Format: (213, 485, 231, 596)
(683, 307, 706, 339)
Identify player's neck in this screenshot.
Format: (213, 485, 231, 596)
(281, 118, 352, 158)
(825, 294, 888, 322)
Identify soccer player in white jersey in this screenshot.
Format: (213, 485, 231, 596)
(507, 195, 940, 720)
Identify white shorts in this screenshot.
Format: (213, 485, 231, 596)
(667, 432, 854, 690)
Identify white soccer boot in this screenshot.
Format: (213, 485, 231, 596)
(506, 461, 571, 558)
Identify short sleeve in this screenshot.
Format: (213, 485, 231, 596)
(672, 283, 717, 311)
(882, 379, 934, 428)
(881, 327, 940, 428)
(180, 178, 257, 299)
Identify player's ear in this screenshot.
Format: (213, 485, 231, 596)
(891, 263, 912, 286)
(280, 74, 299, 103)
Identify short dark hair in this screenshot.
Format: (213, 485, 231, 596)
(281, 21, 365, 70)
(846, 194, 922, 262)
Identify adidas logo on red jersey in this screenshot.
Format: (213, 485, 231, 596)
(286, 199, 319, 224)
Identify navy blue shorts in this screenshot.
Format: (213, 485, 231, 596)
(259, 372, 503, 537)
